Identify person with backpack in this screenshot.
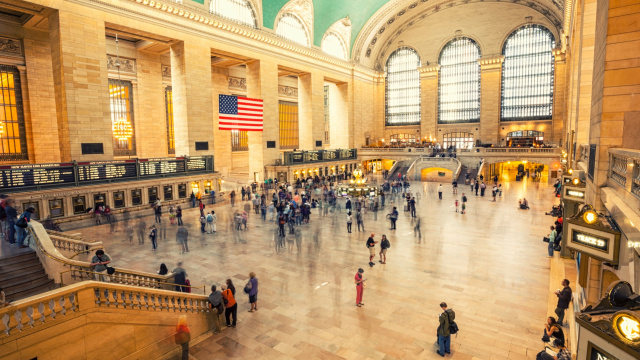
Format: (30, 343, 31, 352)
(172, 262, 188, 292)
(437, 302, 457, 357)
(379, 235, 390, 264)
(206, 211, 215, 234)
(461, 193, 468, 215)
(15, 207, 35, 248)
(387, 207, 398, 230)
(208, 285, 223, 334)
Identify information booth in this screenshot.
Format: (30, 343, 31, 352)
(48, 199, 64, 218)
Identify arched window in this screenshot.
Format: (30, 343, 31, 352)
(322, 32, 347, 60)
(0, 65, 28, 161)
(276, 13, 309, 47)
(385, 47, 421, 126)
(438, 38, 481, 123)
(209, 0, 257, 28)
(501, 25, 555, 121)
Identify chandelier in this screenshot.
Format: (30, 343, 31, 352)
(112, 118, 133, 140)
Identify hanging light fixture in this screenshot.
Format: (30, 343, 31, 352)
(112, 34, 133, 142)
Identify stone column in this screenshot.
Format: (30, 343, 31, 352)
(479, 56, 504, 145)
(419, 65, 439, 142)
(170, 41, 214, 157)
(586, 257, 602, 306)
(298, 71, 325, 150)
(135, 52, 165, 158)
(49, 10, 113, 161)
(552, 50, 567, 146)
(246, 60, 279, 181)
(212, 66, 232, 175)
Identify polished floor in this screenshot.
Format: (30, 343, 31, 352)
(74, 178, 559, 360)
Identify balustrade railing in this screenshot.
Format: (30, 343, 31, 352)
(47, 231, 103, 254)
(633, 160, 640, 197)
(610, 154, 628, 187)
(360, 147, 560, 155)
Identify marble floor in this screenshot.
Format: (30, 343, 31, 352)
(73, 178, 559, 360)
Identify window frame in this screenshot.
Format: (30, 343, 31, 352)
(209, 0, 258, 28)
(437, 37, 481, 124)
(443, 132, 475, 150)
(109, 79, 136, 156)
(321, 32, 347, 60)
(279, 100, 299, 150)
(0, 65, 28, 162)
(165, 86, 175, 155)
(384, 47, 421, 127)
(500, 25, 555, 121)
(276, 13, 310, 47)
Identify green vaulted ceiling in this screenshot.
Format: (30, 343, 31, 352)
(262, 0, 391, 50)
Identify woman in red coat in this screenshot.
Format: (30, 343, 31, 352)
(355, 268, 366, 307)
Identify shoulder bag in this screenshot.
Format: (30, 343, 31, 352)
(446, 311, 459, 335)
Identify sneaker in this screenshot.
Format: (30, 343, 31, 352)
(436, 351, 444, 357)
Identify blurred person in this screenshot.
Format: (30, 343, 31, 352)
(176, 224, 189, 253)
(172, 262, 188, 292)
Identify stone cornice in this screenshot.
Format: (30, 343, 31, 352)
(419, 65, 439, 78)
(479, 55, 505, 71)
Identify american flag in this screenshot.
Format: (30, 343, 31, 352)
(218, 95, 263, 131)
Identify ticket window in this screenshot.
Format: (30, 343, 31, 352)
(113, 191, 125, 208)
(93, 194, 106, 210)
(204, 181, 212, 194)
(131, 189, 142, 206)
(148, 187, 158, 204)
(48, 199, 64, 218)
(22, 201, 40, 220)
(190, 182, 200, 197)
(163, 185, 173, 200)
(72, 196, 86, 215)
(178, 184, 187, 199)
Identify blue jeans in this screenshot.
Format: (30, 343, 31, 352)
(548, 242, 555, 257)
(8, 221, 16, 244)
(15, 225, 27, 246)
(437, 334, 450, 354)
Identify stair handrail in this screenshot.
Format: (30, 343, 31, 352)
(26, 221, 175, 290)
(0, 280, 211, 339)
(47, 232, 104, 254)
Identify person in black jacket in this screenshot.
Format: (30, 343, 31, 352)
(554, 279, 572, 325)
(378, 235, 390, 264)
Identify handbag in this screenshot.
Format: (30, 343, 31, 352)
(554, 243, 562, 252)
(16, 215, 28, 228)
(243, 280, 252, 294)
(543, 237, 550, 243)
(105, 266, 116, 275)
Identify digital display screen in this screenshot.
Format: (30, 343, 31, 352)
(77, 160, 137, 182)
(139, 158, 186, 177)
(572, 231, 609, 252)
(187, 157, 207, 171)
(0, 163, 75, 189)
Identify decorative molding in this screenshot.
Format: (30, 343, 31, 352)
(324, 17, 352, 58)
(479, 55, 505, 71)
(278, 85, 298, 97)
(228, 76, 247, 91)
(278, 0, 313, 40)
(107, 55, 136, 74)
(161, 65, 171, 78)
(0, 37, 22, 57)
(419, 65, 440, 77)
(553, 48, 566, 62)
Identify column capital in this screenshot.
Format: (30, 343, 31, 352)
(418, 65, 440, 78)
(553, 48, 567, 63)
(478, 56, 504, 71)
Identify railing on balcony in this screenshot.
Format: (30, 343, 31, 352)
(607, 149, 640, 198)
(610, 154, 628, 187)
(633, 160, 640, 198)
(359, 147, 561, 155)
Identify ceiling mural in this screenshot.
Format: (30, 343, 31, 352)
(262, 0, 565, 60)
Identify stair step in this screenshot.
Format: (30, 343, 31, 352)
(0, 266, 46, 284)
(0, 251, 38, 266)
(2, 271, 50, 289)
(0, 258, 42, 274)
(5, 279, 56, 301)
(4, 275, 54, 299)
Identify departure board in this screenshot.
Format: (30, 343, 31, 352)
(0, 163, 75, 189)
(139, 158, 186, 177)
(187, 157, 207, 171)
(77, 160, 138, 182)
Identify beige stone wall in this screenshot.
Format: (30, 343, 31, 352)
(135, 52, 166, 158)
(479, 62, 502, 145)
(212, 66, 232, 175)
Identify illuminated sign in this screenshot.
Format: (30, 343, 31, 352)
(612, 311, 640, 345)
(573, 231, 608, 251)
(567, 190, 585, 198)
(588, 343, 616, 360)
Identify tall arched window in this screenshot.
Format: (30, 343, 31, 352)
(501, 25, 555, 121)
(385, 47, 421, 126)
(209, 0, 257, 28)
(322, 33, 347, 60)
(438, 37, 481, 123)
(0, 65, 28, 161)
(276, 14, 309, 47)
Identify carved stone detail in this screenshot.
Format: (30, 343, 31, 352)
(0, 37, 22, 57)
(107, 55, 136, 74)
(228, 77, 247, 91)
(161, 65, 171, 78)
(279, 0, 313, 38)
(278, 85, 298, 97)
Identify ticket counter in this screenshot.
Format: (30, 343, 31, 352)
(72, 196, 86, 215)
(113, 191, 125, 208)
(131, 189, 142, 206)
(178, 184, 187, 199)
(22, 201, 40, 220)
(148, 187, 158, 203)
(48, 199, 64, 218)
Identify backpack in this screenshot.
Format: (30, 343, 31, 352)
(446, 311, 459, 335)
(206, 214, 213, 223)
(16, 214, 28, 228)
(383, 239, 390, 249)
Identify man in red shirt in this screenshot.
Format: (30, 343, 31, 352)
(355, 268, 365, 307)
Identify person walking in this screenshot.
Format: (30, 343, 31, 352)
(190, 192, 196, 208)
(176, 205, 183, 225)
(172, 262, 188, 292)
(206, 211, 214, 234)
(136, 219, 146, 245)
(474, 181, 479, 196)
(452, 180, 458, 195)
(198, 200, 205, 217)
(278, 213, 286, 237)
(345, 197, 352, 213)
(176, 224, 189, 253)
(230, 190, 236, 207)
(547, 225, 557, 258)
(461, 193, 467, 214)
(437, 302, 456, 357)
(14, 207, 35, 248)
(366, 234, 377, 267)
(154, 204, 162, 224)
(438, 184, 443, 200)
(149, 225, 157, 251)
(554, 279, 572, 326)
(208, 285, 223, 334)
(355, 268, 365, 307)
(480, 182, 486, 197)
(221, 284, 237, 327)
(356, 210, 365, 232)
(410, 197, 416, 218)
(5, 199, 17, 246)
(169, 205, 175, 225)
(379, 235, 390, 264)
(346, 212, 353, 233)
(492, 185, 498, 202)
(387, 207, 398, 230)
(246, 272, 258, 312)
(470, 179, 475, 192)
